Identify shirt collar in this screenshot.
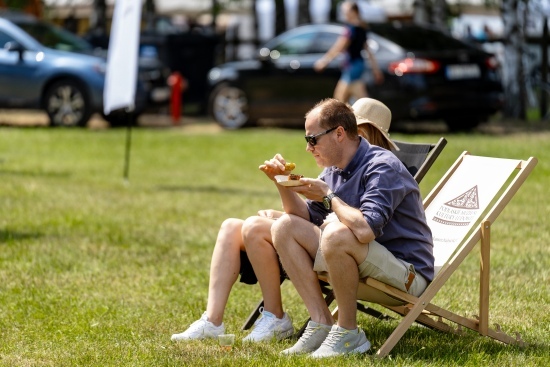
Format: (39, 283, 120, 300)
(330, 137, 369, 178)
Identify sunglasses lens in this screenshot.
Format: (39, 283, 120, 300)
(305, 136, 316, 146)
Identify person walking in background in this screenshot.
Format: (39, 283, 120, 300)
(314, 1, 384, 103)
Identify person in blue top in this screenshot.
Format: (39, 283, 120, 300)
(265, 98, 434, 358)
(314, 1, 384, 103)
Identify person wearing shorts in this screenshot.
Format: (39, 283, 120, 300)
(169, 98, 399, 344)
(268, 98, 434, 358)
(314, 1, 384, 103)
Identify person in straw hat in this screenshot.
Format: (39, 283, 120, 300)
(267, 98, 433, 358)
(353, 97, 399, 151)
(170, 98, 407, 346)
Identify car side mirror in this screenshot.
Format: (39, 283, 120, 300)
(4, 41, 25, 61)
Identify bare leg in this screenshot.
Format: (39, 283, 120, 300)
(272, 214, 334, 325)
(349, 80, 368, 100)
(205, 218, 246, 326)
(333, 80, 351, 103)
(242, 216, 283, 318)
(321, 221, 370, 330)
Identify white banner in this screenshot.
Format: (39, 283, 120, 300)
(425, 156, 520, 274)
(103, 0, 142, 114)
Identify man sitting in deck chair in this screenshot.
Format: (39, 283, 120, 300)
(270, 98, 434, 358)
(170, 98, 403, 343)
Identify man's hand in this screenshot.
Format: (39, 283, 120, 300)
(257, 209, 283, 219)
(287, 177, 330, 202)
(259, 153, 288, 181)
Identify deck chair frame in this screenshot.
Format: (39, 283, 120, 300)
(331, 152, 536, 358)
(241, 137, 447, 332)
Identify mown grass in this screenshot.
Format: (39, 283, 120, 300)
(0, 124, 549, 366)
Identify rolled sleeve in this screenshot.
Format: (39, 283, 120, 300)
(360, 163, 407, 237)
(307, 199, 328, 227)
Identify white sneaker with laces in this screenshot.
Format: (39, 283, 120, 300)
(281, 320, 332, 355)
(242, 308, 294, 342)
(171, 312, 225, 341)
(310, 324, 371, 358)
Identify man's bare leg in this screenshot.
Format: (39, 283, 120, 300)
(321, 221, 369, 330)
(272, 214, 334, 325)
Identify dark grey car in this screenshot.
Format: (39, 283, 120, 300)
(207, 22, 503, 131)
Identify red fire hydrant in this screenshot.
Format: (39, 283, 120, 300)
(168, 71, 186, 125)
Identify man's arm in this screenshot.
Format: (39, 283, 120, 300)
(290, 177, 374, 242)
(329, 192, 375, 244)
(259, 153, 311, 220)
(276, 184, 311, 220)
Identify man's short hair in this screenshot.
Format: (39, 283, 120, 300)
(306, 98, 358, 138)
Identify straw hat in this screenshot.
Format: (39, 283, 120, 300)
(352, 98, 399, 151)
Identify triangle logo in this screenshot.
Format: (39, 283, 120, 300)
(445, 186, 479, 209)
(432, 186, 480, 227)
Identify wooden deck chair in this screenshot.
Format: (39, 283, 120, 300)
(326, 152, 537, 358)
(241, 137, 447, 331)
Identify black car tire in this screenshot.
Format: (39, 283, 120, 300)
(44, 79, 92, 127)
(444, 116, 482, 132)
(209, 83, 254, 129)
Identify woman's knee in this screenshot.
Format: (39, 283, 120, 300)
(217, 218, 244, 250)
(242, 216, 273, 246)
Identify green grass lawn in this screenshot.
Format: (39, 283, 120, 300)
(0, 124, 549, 366)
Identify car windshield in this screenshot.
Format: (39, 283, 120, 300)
(14, 21, 93, 53)
(370, 23, 469, 51)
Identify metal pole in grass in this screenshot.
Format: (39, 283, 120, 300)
(123, 108, 133, 183)
(103, 0, 142, 182)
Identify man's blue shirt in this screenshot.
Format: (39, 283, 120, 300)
(307, 138, 435, 281)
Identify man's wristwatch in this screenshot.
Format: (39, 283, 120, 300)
(323, 192, 337, 210)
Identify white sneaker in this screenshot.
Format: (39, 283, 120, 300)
(310, 325, 371, 358)
(281, 320, 332, 355)
(242, 308, 294, 342)
(171, 312, 225, 341)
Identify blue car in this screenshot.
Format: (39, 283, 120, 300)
(0, 11, 149, 127)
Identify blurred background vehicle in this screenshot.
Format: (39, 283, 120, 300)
(207, 22, 503, 131)
(0, 10, 169, 127)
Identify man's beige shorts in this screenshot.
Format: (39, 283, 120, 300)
(314, 239, 428, 298)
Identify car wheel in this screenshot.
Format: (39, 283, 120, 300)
(209, 83, 254, 129)
(44, 79, 92, 127)
(444, 116, 482, 132)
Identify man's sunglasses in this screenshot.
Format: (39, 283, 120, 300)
(304, 126, 339, 146)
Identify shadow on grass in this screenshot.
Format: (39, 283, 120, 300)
(0, 168, 71, 178)
(156, 185, 274, 197)
(0, 229, 43, 243)
(362, 319, 548, 362)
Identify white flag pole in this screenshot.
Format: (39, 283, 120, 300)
(103, 0, 142, 182)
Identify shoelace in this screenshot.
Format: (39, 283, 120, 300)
(252, 308, 276, 334)
(298, 325, 318, 342)
(322, 329, 348, 348)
